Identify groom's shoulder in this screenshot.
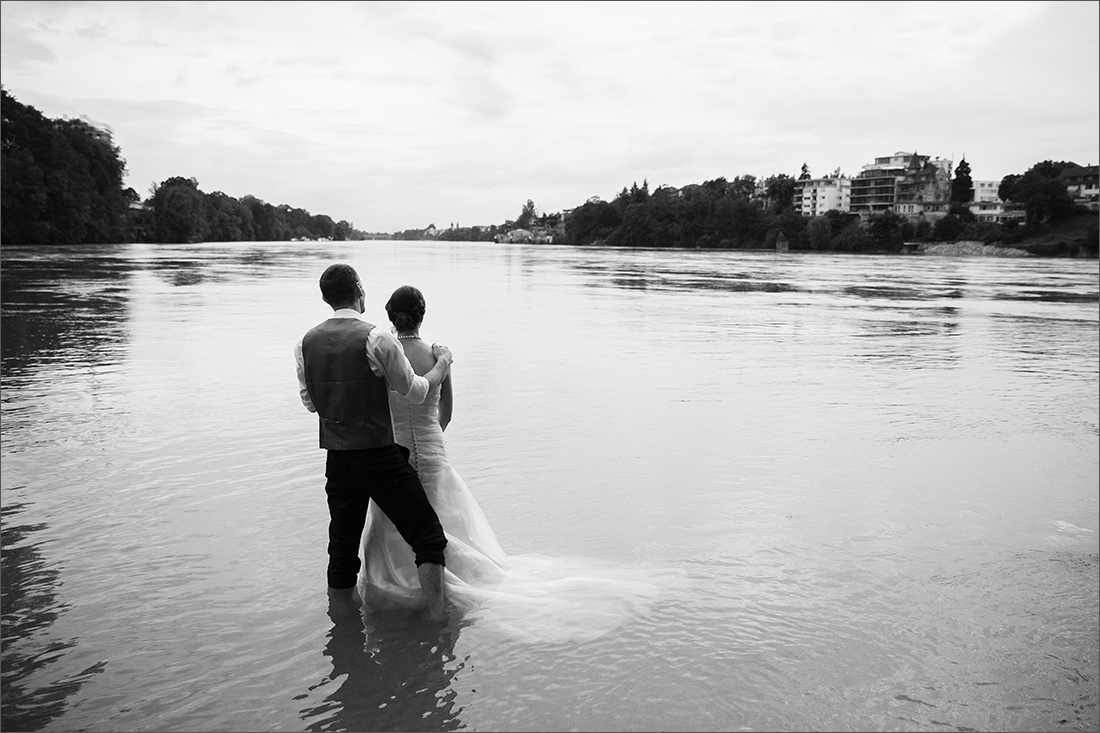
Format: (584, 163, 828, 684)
(302, 317, 377, 342)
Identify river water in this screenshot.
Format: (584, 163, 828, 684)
(1, 241, 1097, 732)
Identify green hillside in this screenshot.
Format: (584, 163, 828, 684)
(1004, 212, 1099, 257)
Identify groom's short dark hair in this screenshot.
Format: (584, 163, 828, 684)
(319, 264, 360, 307)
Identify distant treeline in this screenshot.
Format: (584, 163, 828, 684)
(1, 87, 369, 245)
(2, 86, 1096, 256)
(390, 167, 1096, 257)
(562, 176, 1088, 253)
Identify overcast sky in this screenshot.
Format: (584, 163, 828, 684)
(2, 1, 1098, 233)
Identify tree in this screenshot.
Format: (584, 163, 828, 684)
(152, 176, 209, 243)
(281, 205, 313, 238)
(647, 188, 681, 247)
(608, 203, 657, 247)
(2, 87, 130, 244)
(913, 217, 933, 242)
(805, 216, 831, 250)
(1, 89, 51, 243)
(866, 210, 906, 251)
(676, 183, 722, 247)
(729, 175, 757, 201)
(310, 213, 336, 240)
(241, 195, 281, 241)
(823, 209, 858, 239)
(612, 181, 650, 214)
(828, 221, 871, 252)
(996, 174, 1021, 203)
(205, 190, 254, 241)
(55, 118, 129, 243)
(516, 199, 537, 229)
(728, 196, 766, 247)
(959, 220, 1006, 245)
(564, 198, 620, 245)
(1030, 160, 1074, 179)
(951, 157, 974, 204)
(770, 209, 808, 249)
(799, 163, 811, 181)
(934, 213, 964, 241)
(2, 87, 373, 245)
(998, 160, 1077, 225)
(763, 174, 797, 214)
(334, 220, 354, 241)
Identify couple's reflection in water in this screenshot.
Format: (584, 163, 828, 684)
(300, 590, 467, 732)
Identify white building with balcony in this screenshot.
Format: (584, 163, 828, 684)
(794, 176, 851, 216)
(972, 179, 1000, 203)
(965, 180, 1024, 224)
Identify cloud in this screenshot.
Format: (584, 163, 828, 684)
(1, 0, 1096, 232)
(270, 54, 344, 68)
(0, 4, 59, 67)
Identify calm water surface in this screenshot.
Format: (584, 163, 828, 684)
(2, 241, 1097, 732)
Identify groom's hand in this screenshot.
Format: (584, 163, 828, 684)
(432, 343, 453, 368)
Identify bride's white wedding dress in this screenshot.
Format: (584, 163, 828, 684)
(359, 380, 677, 644)
(359, 380, 511, 607)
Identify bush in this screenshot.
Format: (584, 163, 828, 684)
(958, 221, 1005, 244)
(1020, 241, 1081, 257)
(828, 225, 870, 252)
(933, 214, 964, 241)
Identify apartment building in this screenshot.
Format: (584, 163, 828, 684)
(1060, 164, 1099, 209)
(967, 199, 1025, 224)
(964, 179, 1021, 224)
(850, 151, 952, 219)
(894, 155, 952, 220)
(972, 179, 1000, 203)
(793, 176, 851, 216)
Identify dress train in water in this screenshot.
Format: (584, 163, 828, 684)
(359, 382, 677, 644)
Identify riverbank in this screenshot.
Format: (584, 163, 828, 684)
(922, 241, 1031, 257)
(994, 212, 1099, 257)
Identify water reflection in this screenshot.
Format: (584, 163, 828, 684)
(572, 258, 806, 293)
(299, 595, 466, 732)
(0, 241, 342, 380)
(128, 243, 333, 287)
(558, 249, 1100, 307)
(994, 289, 1100, 303)
(852, 309, 961, 368)
(0, 502, 89, 732)
(158, 265, 208, 287)
(843, 284, 949, 300)
(989, 313, 1100, 385)
(0, 249, 132, 377)
(0, 242, 1095, 732)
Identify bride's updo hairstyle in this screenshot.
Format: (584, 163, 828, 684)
(386, 285, 427, 331)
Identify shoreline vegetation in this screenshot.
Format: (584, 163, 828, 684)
(2, 87, 1097, 258)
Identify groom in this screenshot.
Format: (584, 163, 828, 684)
(295, 263, 452, 619)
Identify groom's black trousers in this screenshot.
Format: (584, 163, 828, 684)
(323, 443, 447, 589)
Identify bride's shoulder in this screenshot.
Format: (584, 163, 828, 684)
(403, 339, 441, 376)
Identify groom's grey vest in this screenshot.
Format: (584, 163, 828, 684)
(301, 318, 395, 450)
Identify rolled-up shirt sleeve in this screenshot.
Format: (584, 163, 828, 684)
(366, 327, 430, 404)
(294, 338, 316, 412)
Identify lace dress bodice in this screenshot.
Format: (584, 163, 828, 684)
(388, 382, 449, 480)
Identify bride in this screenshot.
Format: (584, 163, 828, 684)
(359, 285, 673, 641)
(359, 285, 511, 612)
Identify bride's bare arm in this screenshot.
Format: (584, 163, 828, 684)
(439, 372, 453, 431)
